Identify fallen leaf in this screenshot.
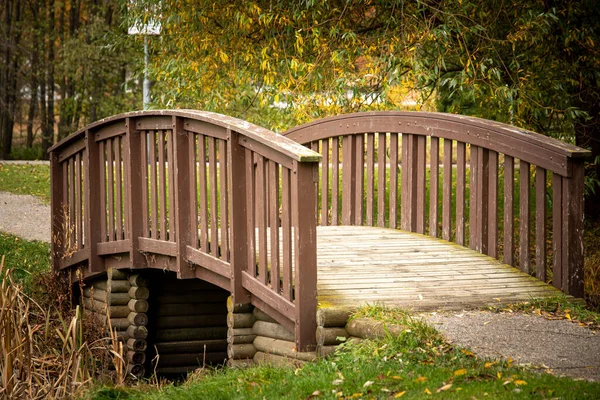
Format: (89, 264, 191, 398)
(484, 362, 496, 369)
(454, 369, 467, 377)
(332, 379, 344, 385)
(424, 388, 432, 394)
(308, 390, 321, 398)
(415, 376, 427, 383)
(436, 383, 453, 393)
(363, 380, 374, 388)
(461, 349, 474, 357)
(514, 380, 527, 386)
(394, 391, 406, 398)
(391, 376, 403, 380)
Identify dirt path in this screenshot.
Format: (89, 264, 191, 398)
(0, 191, 51, 243)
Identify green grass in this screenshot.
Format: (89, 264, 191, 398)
(0, 231, 50, 290)
(83, 305, 600, 399)
(0, 163, 51, 203)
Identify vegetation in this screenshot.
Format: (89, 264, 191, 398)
(84, 305, 600, 399)
(0, 163, 51, 203)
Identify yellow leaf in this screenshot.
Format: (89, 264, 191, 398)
(497, 372, 502, 379)
(514, 380, 527, 386)
(507, 357, 514, 367)
(565, 313, 571, 320)
(394, 391, 406, 398)
(424, 388, 432, 395)
(436, 383, 453, 393)
(415, 376, 427, 383)
(484, 362, 494, 369)
(454, 369, 467, 377)
(391, 376, 403, 380)
(461, 349, 474, 357)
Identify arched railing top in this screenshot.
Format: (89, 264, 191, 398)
(283, 111, 589, 176)
(50, 109, 320, 163)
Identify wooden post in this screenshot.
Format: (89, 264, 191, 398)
(342, 134, 356, 225)
(172, 116, 194, 278)
(563, 161, 585, 297)
(124, 118, 145, 269)
(229, 130, 250, 303)
(50, 150, 68, 272)
(84, 132, 102, 274)
(292, 160, 318, 352)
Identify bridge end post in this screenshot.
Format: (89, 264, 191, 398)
(84, 129, 104, 273)
(50, 151, 65, 273)
(293, 160, 318, 352)
(229, 130, 251, 304)
(564, 161, 585, 297)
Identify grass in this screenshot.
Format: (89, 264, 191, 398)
(82, 305, 600, 399)
(0, 163, 51, 203)
(0, 231, 50, 290)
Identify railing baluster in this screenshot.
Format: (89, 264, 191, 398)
(106, 141, 115, 242)
(140, 132, 149, 238)
(208, 136, 218, 257)
(366, 133, 375, 226)
(429, 137, 439, 237)
(535, 166, 547, 281)
(355, 134, 364, 225)
(342, 134, 355, 225)
(331, 137, 339, 225)
(456, 142, 466, 245)
(257, 155, 268, 283)
(269, 161, 280, 292)
(219, 139, 229, 261)
(114, 137, 123, 240)
(167, 130, 176, 241)
(416, 135, 426, 234)
(75, 152, 82, 248)
(389, 133, 398, 229)
(198, 134, 209, 251)
(281, 167, 292, 301)
(311, 141, 320, 224)
(158, 130, 167, 240)
(488, 151, 498, 258)
(442, 139, 453, 241)
(188, 132, 198, 247)
(503, 155, 514, 265)
(321, 139, 329, 226)
(149, 130, 158, 239)
(552, 173, 563, 289)
(244, 148, 255, 274)
(50, 152, 65, 270)
(377, 133, 386, 227)
(469, 145, 479, 250)
(98, 141, 107, 242)
(519, 160, 530, 273)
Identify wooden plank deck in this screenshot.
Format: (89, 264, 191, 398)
(315, 226, 561, 310)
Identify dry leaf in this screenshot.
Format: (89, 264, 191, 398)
(436, 383, 453, 393)
(424, 388, 432, 394)
(454, 368, 467, 376)
(363, 380, 374, 388)
(394, 391, 406, 398)
(514, 380, 527, 386)
(415, 376, 427, 383)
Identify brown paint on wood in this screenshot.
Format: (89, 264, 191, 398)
(366, 133, 375, 226)
(114, 137, 123, 241)
(208, 137, 219, 256)
(519, 160, 531, 273)
(84, 131, 104, 272)
(149, 130, 158, 239)
(269, 161, 280, 293)
(331, 136, 339, 225)
(342, 134, 356, 225)
(281, 168, 293, 301)
(199, 135, 209, 252)
(415, 135, 426, 233)
(429, 137, 439, 238)
(219, 138, 230, 261)
(355, 134, 364, 225)
(98, 141, 107, 242)
(469, 145, 479, 250)
(455, 142, 466, 245)
(535, 167, 547, 282)
(389, 133, 399, 229)
(256, 156, 268, 283)
(503, 155, 514, 265)
(487, 151, 498, 258)
(378, 133, 386, 227)
(321, 139, 330, 226)
(158, 130, 167, 240)
(442, 139, 453, 241)
(140, 132, 150, 238)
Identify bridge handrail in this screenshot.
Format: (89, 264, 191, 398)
(284, 111, 590, 297)
(49, 110, 321, 351)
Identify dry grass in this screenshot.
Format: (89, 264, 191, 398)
(0, 256, 125, 399)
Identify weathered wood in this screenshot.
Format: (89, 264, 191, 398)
(156, 314, 227, 329)
(226, 297, 253, 313)
(321, 139, 330, 225)
(127, 312, 148, 327)
(227, 327, 256, 344)
(81, 297, 130, 318)
(155, 327, 228, 342)
(442, 139, 453, 241)
(128, 299, 149, 313)
(378, 133, 386, 228)
(253, 336, 317, 361)
(128, 273, 149, 287)
(316, 308, 352, 327)
(227, 358, 254, 368)
(455, 141, 466, 245)
(488, 150, 498, 258)
(227, 343, 257, 359)
(83, 287, 129, 305)
(155, 339, 228, 354)
(503, 155, 515, 265)
(354, 134, 364, 225)
(253, 351, 306, 367)
(128, 286, 149, 300)
(342, 134, 356, 225)
(389, 133, 398, 229)
(552, 173, 563, 290)
(252, 320, 294, 342)
(535, 166, 547, 281)
(316, 326, 349, 346)
(429, 137, 439, 238)
(331, 136, 339, 225)
(127, 350, 146, 365)
(227, 313, 256, 329)
(415, 135, 426, 234)
(519, 160, 531, 273)
(91, 279, 131, 293)
(126, 364, 145, 378)
(158, 352, 228, 367)
(253, 307, 278, 323)
(317, 345, 337, 358)
(562, 162, 585, 297)
(127, 325, 148, 340)
(107, 268, 128, 280)
(127, 338, 147, 352)
(346, 318, 406, 339)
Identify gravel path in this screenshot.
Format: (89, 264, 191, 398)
(426, 311, 600, 381)
(0, 191, 51, 243)
(1, 190, 599, 382)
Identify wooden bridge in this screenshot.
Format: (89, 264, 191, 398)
(48, 110, 589, 374)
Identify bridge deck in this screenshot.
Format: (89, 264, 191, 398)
(315, 226, 560, 310)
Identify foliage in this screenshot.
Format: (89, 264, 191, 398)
(0, 163, 50, 203)
(0, 232, 50, 291)
(83, 306, 600, 399)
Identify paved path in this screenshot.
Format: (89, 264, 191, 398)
(0, 191, 51, 243)
(426, 311, 600, 381)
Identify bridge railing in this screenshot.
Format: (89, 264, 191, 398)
(49, 110, 321, 351)
(284, 112, 590, 298)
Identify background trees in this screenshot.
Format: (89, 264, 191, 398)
(1, 0, 598, 210)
